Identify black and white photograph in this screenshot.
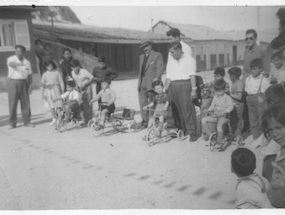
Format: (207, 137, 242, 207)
(0, 0, 285, 214)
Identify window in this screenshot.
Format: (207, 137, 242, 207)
(0, 20, 30, 51)
(200, 43, 204, 61)
(190, 45, 196, 59)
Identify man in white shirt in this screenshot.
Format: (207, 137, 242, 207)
(7, 45, 34, 129)
(165, 42, 198, 142)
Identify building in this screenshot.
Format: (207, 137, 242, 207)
(0, 6, 37, 76)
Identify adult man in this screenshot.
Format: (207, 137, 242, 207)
(138, 40, 164, 128)
(7, 45, 34, 129)
(165, 42, 197, 142)
(242, 29, 270, 83)
(166, 28, 192, 57)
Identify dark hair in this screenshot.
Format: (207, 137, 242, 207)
(15, 45, 26, 52)
(62, 48, 71, 55)
(276, 7, 285, 29)
(98, 56, 106, 63)
(262, 104, 285, 139)
(231, 148, 256, 177)
(70, 59, 82, 68)
(245, 29, 257, 38)
(152, 80, 164, 89)
(214, 67, 225, 77)
(214, 79, 226, 91)
(35, 39, 42, 45)
(101, 78, 111, 85)
(169, 42, 182, 50)
(43, 60, 57, 70)
(66, 80, 76, 87)
(250, 58, 263, 69)
(271, 49, 283, 60)
(44, 43, 51, 48)
(166, 28, 181, 37)
(265, 82, 285, 106)
(228, 67, 242, 78)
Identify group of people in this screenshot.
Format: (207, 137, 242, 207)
(6, 7, 285, 209)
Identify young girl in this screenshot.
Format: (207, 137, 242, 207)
(41, 60, 64, 125)
(262, 105, 285, 208)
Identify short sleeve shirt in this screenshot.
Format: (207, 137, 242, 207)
(61, 90, 80, 101)
(152, 92, 169, 105)
(7, 55, 32, 79)
(71, 68, 93, 88)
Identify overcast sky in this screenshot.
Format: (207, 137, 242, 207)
(69, 6, 281, 32)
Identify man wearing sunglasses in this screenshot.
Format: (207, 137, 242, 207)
(242, 29, 270, 83)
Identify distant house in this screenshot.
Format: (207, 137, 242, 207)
(0, 6, 37, 77)
(33, 20, 171, 73)
(151, 20, 275, 71)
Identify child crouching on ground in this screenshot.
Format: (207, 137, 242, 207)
(202, 79, 234, 149)
(231, 148, 272, 209)
(89, 78, 116, 130)
(143, 80, 169, 138)
(53, 80, 83, 125)
(245, 58, 270, 141)
(228, 67, 245, 143)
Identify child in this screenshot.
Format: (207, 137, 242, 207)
(202, 79, 234, 149)
(201, 67, 230, 117)
(143, 80, 169, 137)
(231, 148, 272, 209)
(245, 58, 270, 140)
(262, 105, 285, 208)
(89, 78, 116, 130)
(41, 60, 64, 125)
(228, 67, 245, 142)
(269, 50, 285, 84)
(54, 81, 83, 125)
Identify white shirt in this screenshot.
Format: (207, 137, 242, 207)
(245, 74, 270, 94)
(7, 55, 32, 79)
(61, 90, 80, 101)
(166, 53, 196, 81)
(71, 68, 93, 89)
(269, 63, 285, 83)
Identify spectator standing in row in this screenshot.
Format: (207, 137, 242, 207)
(59, 48, 74, 91)
(245, 58, 270, 141)
(269, 50, 285, 84)
(92, 56, 118, 103)
(242, 29, 270, 83)
(7, 45, 34, 129)
(164, 42, 197, 142)
(137, 40, 164, 128)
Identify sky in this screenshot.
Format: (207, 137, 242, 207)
(70, 5, 281, 32)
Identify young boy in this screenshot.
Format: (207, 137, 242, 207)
(143, 80, 169, 137)
(201, 67, 230, 118)
(228, 67, 245, 142)
(202, 79, 234, 149)
(231, 148, 272, 209)
(245, 58, 270, 140)
(269, 50, 285, 84)
(54, 81, 83, 125)
(89, 78, 116, 130)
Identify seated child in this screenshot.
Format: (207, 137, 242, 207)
(245, 58, 270, 140)
(201, 67, 230, 118)
(269, 49, 285, 84)
(262, 105, 285, 208)
(228, 67, 245, 142)
(143, 80, 169, 137)
(54, 80, 83, 125)
(231, 148, 273, 209)
(89, 78, 116, 130)
(202, 79, 234, 149)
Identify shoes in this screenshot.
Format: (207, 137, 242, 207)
(189, 134, 198, 142)
(24, 123, 35, 128)
(140, 121, 148, 129)
(8, 124, 16, 130)
(49, 118, 57, 126)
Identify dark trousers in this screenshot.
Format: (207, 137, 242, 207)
(8, 79, 31, 125)
(168, 80, 197, 136)
(138, 78, 155, 123)
(80, 85, 93, 124)
(246, 94, 266, 139)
